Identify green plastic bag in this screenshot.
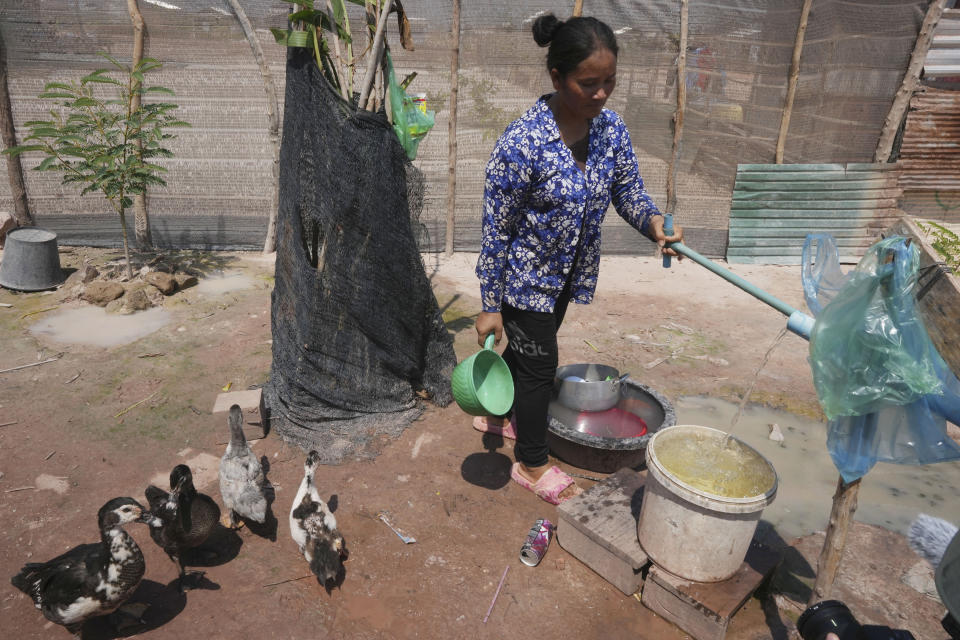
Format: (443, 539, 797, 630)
(808, 236, 943, 420)
(386, 52, 434, 160)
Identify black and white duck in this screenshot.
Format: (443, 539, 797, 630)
(145, 464, 220, 589)
(219, 404, 267, 528)
(11, 497, 156, 637)
(290, 450, 346, 587)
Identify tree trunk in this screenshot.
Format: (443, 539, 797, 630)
(775, 0, 813, 164)
(573, 0, 584, 17)
(0, 30, 33, 227)
(665, 0, 688, 214)
(225, 0, 282, 254)
(445, 0, 460, 256)
(359, 0, 394, 111)
(809, 475, 862, 605)
(128, 0, 152, 248)
(874, 0, 947, 163)
(118, 208, 134, 280)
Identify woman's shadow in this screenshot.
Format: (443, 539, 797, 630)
(460, 432, 512, 490)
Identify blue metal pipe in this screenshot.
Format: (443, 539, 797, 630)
(666, 240, 815, 340)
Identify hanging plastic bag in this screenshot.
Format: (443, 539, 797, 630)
(385, 52, 434, 160)
(803, 233, 960, 482)
(808, 236, 941, 419)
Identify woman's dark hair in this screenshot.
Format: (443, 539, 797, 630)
(532, 14, 618, 77)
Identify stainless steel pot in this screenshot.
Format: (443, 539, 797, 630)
(555, 363, 629, 412)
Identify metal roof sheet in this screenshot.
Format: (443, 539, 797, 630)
(925, 9, 960, 77)
(727, 163, 902, 264)
(899, 86, 960, 192)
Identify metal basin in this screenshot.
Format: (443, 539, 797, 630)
(555, 363, 624, 412)
(547, 378, 675, 473)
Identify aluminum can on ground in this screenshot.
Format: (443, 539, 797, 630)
(520, 518, 553, 567)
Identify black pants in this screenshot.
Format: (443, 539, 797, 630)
(501, 292, 572, 468)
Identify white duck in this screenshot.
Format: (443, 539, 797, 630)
(290, 450, 345, 586)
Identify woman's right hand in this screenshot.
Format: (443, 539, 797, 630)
(476, 311, 503, 347)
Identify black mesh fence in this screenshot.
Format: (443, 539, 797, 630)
(265, 50, 455, 462)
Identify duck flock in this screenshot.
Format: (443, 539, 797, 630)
(10, 404, 345, 637)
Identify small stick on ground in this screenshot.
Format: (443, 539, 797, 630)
(0, 420, 19, 428)
(262, 575, 313, 588)
(0, 302, 12, 307)
(138, 352, 164, 358)
(19, 306, 58, 320)
(5, 486, 35, 493)
(567, 472, 605, 482)
(483, 565, 510, 623)
(65, 371, 81, 384)
(0, 354, 63, 374)
(43, 450, 55, 461)
(114, 391, 158, 418)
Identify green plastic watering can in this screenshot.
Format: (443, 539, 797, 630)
(451, 334, 514, 416)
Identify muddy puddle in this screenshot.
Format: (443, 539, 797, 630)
(675, 395, 960, 541)
(29, 306, 171, 347)
(195, 272, 255, 295)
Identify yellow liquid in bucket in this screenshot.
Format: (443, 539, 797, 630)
(655, 431, 775, 499)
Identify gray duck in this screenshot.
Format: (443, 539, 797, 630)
(219, 404, 267, 528)
(145, 464, 220, 589)
(11, 497, 156, 637)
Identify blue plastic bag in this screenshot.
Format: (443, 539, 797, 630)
(802, 233, 960, 482)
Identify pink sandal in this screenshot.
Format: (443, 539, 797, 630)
(472, 416, 517, 440)
(510, 463, 578, 505)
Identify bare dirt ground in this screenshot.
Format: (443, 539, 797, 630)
(0, 248, 949, 639)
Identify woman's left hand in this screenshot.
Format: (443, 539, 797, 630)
(649, 215, 684, 258)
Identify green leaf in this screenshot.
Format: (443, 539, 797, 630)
(142, 86, 175, 95)
(135, 58, 162, 73)
(26, 127, 60, 138)
(72, 97, 99, 107)
(23, 120, 54, 127)
(38, 92, 77, 99)
(82, 75, 123, 86)
(3, 144, 46, 156)
(36, 156, 59, 171)
(96, 52, 126, 71)
(289, 9, 320, 23)
(43, 82, 75, 92)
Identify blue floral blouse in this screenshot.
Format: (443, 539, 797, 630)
(476, 95, 662, 313)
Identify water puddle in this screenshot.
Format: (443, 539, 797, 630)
(676, 395, 960, 541)
(30, 306, 171, 347)
(195, 272, 254, 295)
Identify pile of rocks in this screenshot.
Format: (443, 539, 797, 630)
(63, 257, 199, 314)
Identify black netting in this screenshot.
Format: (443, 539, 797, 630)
(266, 50, 455, 463)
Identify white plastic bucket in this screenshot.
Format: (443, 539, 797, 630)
(637, 425, 778, 582)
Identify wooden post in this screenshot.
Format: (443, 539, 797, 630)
(665, 0, 688, 214)
(573, 0, 584, 17)
(874, 0, 948, 163)
(775, 0, 813, 164)
(0, 30, 32, 227)
(809, 475, 862, 605)
(445, 0, 460, 256)
(127, 0, 152, 247)
(225, 0, 282, 254)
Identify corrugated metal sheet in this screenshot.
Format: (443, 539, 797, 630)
(727, 163, 902, 265)
(899, 86, 960, 192)
(924, 8, 960, 77)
